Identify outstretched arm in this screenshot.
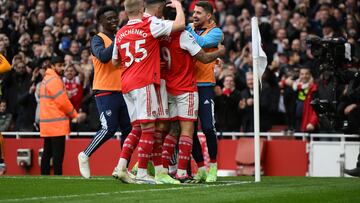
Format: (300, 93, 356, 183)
(194, 44, 225, 64)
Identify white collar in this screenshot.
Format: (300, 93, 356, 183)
(127, 19, 143, 25)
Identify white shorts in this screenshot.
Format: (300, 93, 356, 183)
(156, 79, 170, 120)
(168, 92, 199, 121)
(124, 84, 159, 124)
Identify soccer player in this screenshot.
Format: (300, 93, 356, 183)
(160, 5, 225, 182)
(112, 0, 185, 184)
(77, 6, 132, 179)
(186, 1, 224, 182)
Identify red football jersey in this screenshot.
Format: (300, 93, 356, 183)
(63, 76, 83, 111)
(113, 17, 173, 93)
(160, 30, 202, 95)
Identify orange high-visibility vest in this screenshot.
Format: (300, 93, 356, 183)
(39, 68, 78, 137)
(92, 32, 124, 91)
(192, 22, 219, 84)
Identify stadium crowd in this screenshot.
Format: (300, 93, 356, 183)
(0, 0, 359, 134)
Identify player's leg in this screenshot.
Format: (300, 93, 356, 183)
(78, 93, 121, 178)
(153, 80, 170, 175)
(135, 85, 158, 184)
(112, 92, 133, 177)
(174, 92, 198, 183)
(175, 121, 195, 183)
(117, 93, 132, 148)
(162, 121, 180, 172)
(197, 86, 218, 182)
(192, 88, 207, 182)
(114, 92, 138, 183)
(51, 136, 65, 175)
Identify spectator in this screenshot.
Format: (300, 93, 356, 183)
(214, 74, 242, 132)
(1, 59, 32, 127)
(239, 72, 271, 132)
(0, 99, 12, 131)
(62, 64, 84, 111)
(285, 67, 316, 132)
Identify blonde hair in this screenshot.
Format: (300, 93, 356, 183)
(124, 0, 143, 15)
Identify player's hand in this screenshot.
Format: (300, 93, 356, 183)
(166, 0, 182, 8)
(218, 44, 226, 56)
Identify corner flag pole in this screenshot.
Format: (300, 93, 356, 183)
(251, 17, 267, 182)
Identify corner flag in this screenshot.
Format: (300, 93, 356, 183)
(251, 17, 267, 182)
(251, 17, 267, 84)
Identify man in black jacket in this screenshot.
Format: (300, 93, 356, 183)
(214, 74, 242, 132)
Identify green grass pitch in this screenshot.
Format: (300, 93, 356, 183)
(0, 176, 359, 203)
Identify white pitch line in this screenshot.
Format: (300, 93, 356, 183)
(0, 181, 252, 202)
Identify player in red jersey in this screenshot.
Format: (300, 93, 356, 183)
(160, 5, 225, 182)
(112, 0, 185, 184)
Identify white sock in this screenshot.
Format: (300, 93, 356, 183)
(169, 164, 177, 174)
(198, 166, 206, 171)
(176, 169, 187, 177)
(163, 168, 169, 174)
(137, 168, 148, 178)
(210, 163, 217, 168)
(80, 152, 89, 159)
(154, 165, 164, 175)
(117, 158, 128, 170)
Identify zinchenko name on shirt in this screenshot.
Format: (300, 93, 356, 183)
(116, 29, 148, 42)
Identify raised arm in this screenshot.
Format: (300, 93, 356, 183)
(194, 44, 225, 64)
(167, 0, 185, 32)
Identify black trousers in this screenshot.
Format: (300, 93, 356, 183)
(192, 86, 218, 163)
(41, 136, 65, 175)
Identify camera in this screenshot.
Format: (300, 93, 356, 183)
(306, 36, 352, 74)
(307, 36, 359, 133)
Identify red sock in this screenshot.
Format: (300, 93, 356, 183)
(178, 135, 193, 170)
(138, 126, 155, 169)
(120, 124, 141, 160)
(151, 130, 165, 166)
(162, 133, 178, 168)
(197, 161, 205, 168)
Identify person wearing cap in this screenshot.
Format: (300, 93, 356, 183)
(39, 56, 84, 175)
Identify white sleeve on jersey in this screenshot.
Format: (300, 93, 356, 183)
(112, 42, 119, 59)
(179, 30, 202, 56)
(149, 16, 173, 38)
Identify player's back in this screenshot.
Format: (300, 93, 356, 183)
(161, 31, 200, 95)
(115, 17, 162, 93)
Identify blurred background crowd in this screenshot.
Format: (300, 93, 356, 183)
(0, 0, 359, 134)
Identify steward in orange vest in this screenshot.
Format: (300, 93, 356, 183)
(39, 56, 78, 175)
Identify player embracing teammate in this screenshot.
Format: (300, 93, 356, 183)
(112, 0, 185, 184)
(108, 0, 223, 184)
